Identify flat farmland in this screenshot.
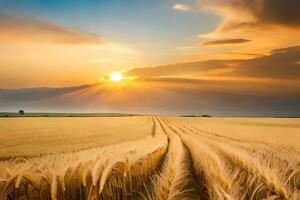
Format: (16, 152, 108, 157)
(0, 116, 299, 200)
(0, 116, 152, 158)
(169, 117, 300, 151)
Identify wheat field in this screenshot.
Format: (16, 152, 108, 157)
(0, 116, 299, 200)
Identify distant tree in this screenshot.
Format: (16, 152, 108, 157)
(201, 114, 211, 117)
(180, 115, 197, 117)
(19, 110, 25, 115)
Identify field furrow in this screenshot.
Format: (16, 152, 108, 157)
(141, 117, 204, 200)
(165, 118, 300, 200)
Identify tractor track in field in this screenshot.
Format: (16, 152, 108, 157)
(154, 117, 209, 200)
(161, 117, 300, 200)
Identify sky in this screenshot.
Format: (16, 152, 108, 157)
(0, 0, 300, 116)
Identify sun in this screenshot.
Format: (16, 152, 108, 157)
(109, 72, 123, 82)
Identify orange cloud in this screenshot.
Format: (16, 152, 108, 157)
(201, 38, 251, 46)
(125, 60, 232, 78)
(126, 46, 300, 80)
(0, 14, 103, 45)
(197, 0, 300, 57)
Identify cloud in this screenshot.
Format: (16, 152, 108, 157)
(201, 38, 251, 46)
(201, 0, 300, 29)
(226, 46, 300, 79)
(223, 52, 265, 57)
(1, 77, 299, 116)
(125, 45, 300, 80)
(197, 0, 300, 54)
(125, 60, 235, 77)
(1, 45, 300, 116)
(173, 3, 190, 11)
(0, 14, 103, 45)
(0, 85, 90, 102)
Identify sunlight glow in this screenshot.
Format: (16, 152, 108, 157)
(110, 72, 123, 82)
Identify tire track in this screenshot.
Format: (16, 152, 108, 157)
(152, 117, 209, 200)
(164, 117, 300, 200)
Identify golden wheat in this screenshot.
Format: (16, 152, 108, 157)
(166, 117, 300, 200)
(0, 116, 299, 200)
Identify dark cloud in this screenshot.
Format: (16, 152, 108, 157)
(251, 0, 300, 27)
(223, 52, 265, 57)
(201, 39, 251, 46)
(0, 78, 299, 116)
(0, 85, 90, 102)
(226, 46, 300, 79)
(0, 14, 103, 45)
(126, 46, 300, 80)
(202, 0, 300, 29)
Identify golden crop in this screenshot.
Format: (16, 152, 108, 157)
(0, 116, 299, 199)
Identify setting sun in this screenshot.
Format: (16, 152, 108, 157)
(109, 72, 123, 82)
(0, 1, 300, 199)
